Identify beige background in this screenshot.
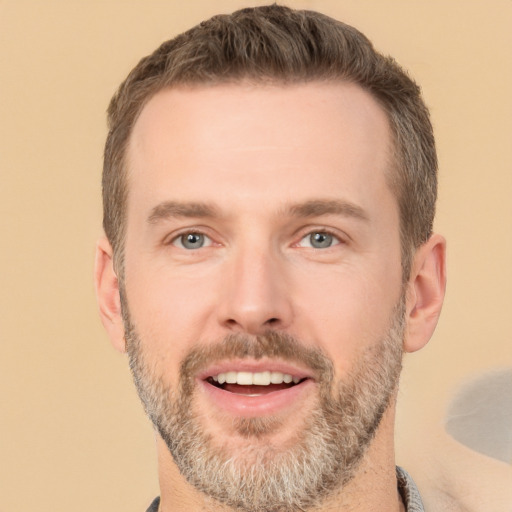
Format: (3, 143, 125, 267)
(1, 1, 511, 511)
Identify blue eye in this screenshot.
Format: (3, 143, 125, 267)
(299, 232, 339, 249)
(173, 232, 211, 250)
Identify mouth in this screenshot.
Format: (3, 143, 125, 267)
(198, 363, 315, 417)
(206, 370, 308, 396)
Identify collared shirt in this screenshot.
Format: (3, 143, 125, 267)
(397, 466, 425, 511)
(146, 466, 425, 512)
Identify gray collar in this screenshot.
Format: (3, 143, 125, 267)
(397, 466, 425, 511)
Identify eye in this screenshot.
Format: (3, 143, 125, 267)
(172, 232, 212, 250)
(298, 231, 340, 249)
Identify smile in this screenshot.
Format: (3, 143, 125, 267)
(211, 370, 302, 385)
(199, 363, 314, 416)
(206, 370, 307, 396)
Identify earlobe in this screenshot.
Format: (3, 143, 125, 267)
(94, 237, 126, 353)
(404, 233, 447, 353)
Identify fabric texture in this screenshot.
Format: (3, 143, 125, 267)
(146, 466, 424, 511)
(397, 466, 425, 511)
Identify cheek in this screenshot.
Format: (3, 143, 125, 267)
(292, 264, 401, 375)
(123, 266, 220, 376)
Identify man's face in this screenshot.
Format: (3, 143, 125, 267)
(122, 82, 405, 509)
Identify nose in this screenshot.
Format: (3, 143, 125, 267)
(217, 244, 293, 335)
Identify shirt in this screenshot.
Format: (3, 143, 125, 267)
(396, 466, 425, 511)
(146, 466, 425, 511)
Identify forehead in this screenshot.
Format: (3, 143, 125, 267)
(129, 81, 391, 156)
(126, 81, 395, 219)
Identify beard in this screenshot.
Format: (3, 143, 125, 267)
(123, 300, 404, 512)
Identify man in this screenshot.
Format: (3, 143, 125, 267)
(95, 5, 446, 511)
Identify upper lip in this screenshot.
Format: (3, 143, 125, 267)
(197, 358, 315, 381)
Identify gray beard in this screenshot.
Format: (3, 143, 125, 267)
(124, 301, 404, 512)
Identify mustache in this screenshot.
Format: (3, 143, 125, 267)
(179, 331, 334, 386)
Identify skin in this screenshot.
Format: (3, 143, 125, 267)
(95, 82, 446, 511)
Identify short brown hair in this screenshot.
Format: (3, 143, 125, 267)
(103, 4, 437, 279)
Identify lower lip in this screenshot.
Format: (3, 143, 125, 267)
(198, 379, 315, 417)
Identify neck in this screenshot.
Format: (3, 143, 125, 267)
(156, 401, 404, 512)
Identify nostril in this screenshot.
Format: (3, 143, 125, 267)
(221, 314, 285, 334)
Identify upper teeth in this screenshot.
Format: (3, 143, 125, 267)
(212, 371, 301, 386)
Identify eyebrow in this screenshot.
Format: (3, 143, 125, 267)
(147, 201, 220, 224)
(147, 199, 369, 225)
(285, 199, 370, 222)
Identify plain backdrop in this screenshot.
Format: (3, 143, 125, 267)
(1, 1, 511, 511)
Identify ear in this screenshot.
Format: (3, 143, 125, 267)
(404, 233, 447, 353)
(94, 237, 126, 353)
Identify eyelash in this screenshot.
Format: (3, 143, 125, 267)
(165, 227, 347, 251)
(169, 229, 213, 249)
(295, 228, 345, 249)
